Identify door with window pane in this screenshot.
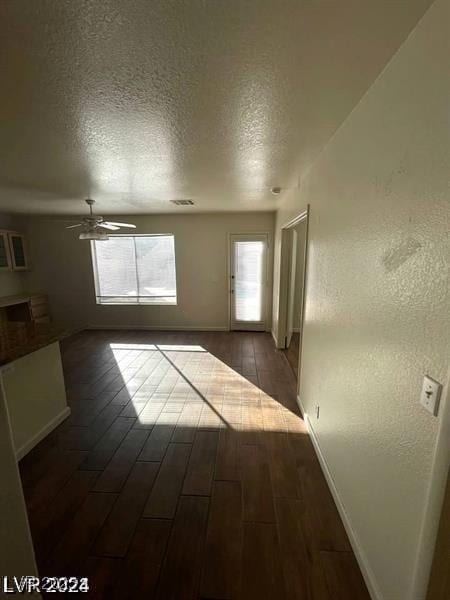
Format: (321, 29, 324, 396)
(229, 234, 268, 331)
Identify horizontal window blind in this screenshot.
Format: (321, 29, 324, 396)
(234, 240, 264, 321)
(92, 235, 177, 305)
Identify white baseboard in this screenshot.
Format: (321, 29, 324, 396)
(296, 393, 306, 415)
(60, 325, 88, 338)
(15, 406, 71, 461)
(87, 325, 229, 332)
(297, 395, 382, 600)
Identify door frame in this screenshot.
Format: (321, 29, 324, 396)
(276, 206, 310, 381)
(285, 228, 298, 348)
(227, 232, 271, 332)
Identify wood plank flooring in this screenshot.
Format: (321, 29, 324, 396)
(19, 330, 370, 599)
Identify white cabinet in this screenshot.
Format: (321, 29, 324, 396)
(0, 231, 12, 270)
(8, 232, 28, 270)
(0, 230, 28, 271)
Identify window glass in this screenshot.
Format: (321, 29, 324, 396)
(92, 235, 177, 305)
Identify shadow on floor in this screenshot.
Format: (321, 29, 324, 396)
(19, 330, 370, 599)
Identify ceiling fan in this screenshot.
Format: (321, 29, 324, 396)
(65, 199, 136, 240)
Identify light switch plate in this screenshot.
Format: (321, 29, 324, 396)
(420, 375, 442, 416)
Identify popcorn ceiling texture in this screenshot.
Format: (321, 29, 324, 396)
(0, 0, 432, 214)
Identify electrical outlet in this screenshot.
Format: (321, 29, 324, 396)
(420, 375, 442, 416)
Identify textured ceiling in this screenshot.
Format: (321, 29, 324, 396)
(0, 0, 433, 215)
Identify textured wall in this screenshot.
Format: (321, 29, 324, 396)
(273, 1, 449, 598)
(24, 212, 274, 331)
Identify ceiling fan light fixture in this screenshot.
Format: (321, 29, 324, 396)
(66, 199, 136, 239)
(79, 230, 109, 241)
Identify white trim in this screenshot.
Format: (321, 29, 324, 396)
(281, 209, 308, 230)
(60, 325, 89, 338)
(271, 328, 285, 349)
(95, 300, 178, 306)
(87, 324, 228, 331)
(297, 395, 382, 600)
(15, 406, 71, 461)
(90, 234, 178, 307)
(277, 208, 309, 351)
(296, 393, 306, 415)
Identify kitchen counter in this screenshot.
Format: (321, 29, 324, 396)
(0, 293, 51, 326)
(0, 321, 70, 459)
(0, 321, 65, 367)
(0, 294, 39, 309)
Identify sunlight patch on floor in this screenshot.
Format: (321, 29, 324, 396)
(108, 342, 307, 435)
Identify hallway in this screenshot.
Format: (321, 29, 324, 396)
(20, 330, 369, 599)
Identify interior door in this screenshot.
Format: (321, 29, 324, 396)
(286, 229, 297, 347)
(229, 234, 268, 331)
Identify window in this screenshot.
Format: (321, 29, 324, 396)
(91, 234, 177, 305)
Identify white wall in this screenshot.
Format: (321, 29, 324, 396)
(3, 342, 69, 458)
(0, 214, 27, 298)
(273, 1, 449, 599)
(0, 379, 38, 579)
(24, 212, 274, 331)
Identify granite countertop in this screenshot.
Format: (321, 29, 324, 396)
(0, 293, 45, 308)
(0, 321, 65, 367)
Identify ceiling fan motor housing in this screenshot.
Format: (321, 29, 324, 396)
(65, 198, 136, 238)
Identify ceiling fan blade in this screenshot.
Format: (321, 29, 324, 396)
(98, 223, 120, 231)
(104, 221, 136, 228)
(65, 223, 83, 229)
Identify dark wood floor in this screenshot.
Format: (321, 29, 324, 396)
(20, 330, 370, 599)
(283, 332, 300, 378)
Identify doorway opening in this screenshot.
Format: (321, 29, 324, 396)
(277, 208, 309, 380)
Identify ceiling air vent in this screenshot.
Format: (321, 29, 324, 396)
(170, 199, 194, 206)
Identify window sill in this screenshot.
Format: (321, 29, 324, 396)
(97, 304, 178, 307)
(96, 299, 177, 306)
